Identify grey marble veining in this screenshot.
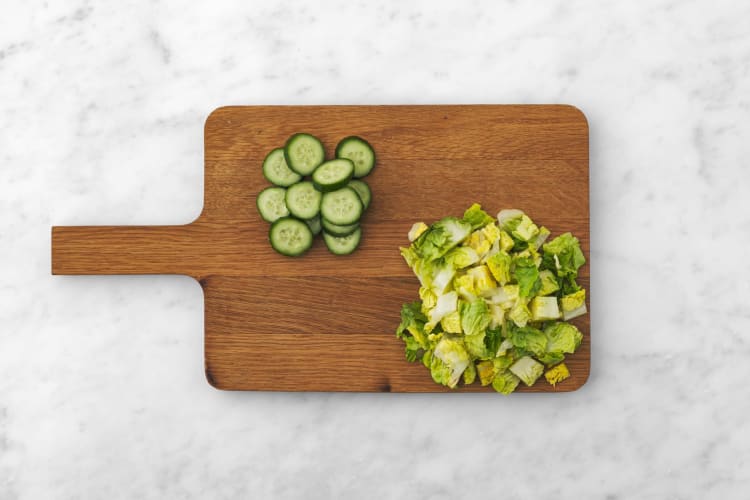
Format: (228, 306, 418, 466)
(1, 0, 749, 498)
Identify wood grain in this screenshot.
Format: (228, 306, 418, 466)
(52, 105, 590, 393)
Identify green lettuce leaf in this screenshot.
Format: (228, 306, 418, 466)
(492, 371, 520, 395)
(509, 356, 544, 386)
(486, 250, 512, 285)
(460, 299, 491, 337)
(509, 326, 548, 357)
(513, 256, 541, 298)
(463, 203, 495, 230)
(544, 322, 583, 354)
(412, 217, 472, 262)
(542, 232, 586, 279)
(431, 337, 470, 388)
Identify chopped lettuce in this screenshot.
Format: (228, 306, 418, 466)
(486, 251, 512, 285)
(561, 289, 587, 320)
(510, 326, 548, 357)
(545, 362, 571, 387)
(408, 222, 429, 242)
(460, 299, 491, 337)
(530, 296, 561, 321)
(509, 356, 544, 386)
(396, 205, 588, 393)
(542, 232, 586, 279)
(425, 291, 458, 332)
(444, 246, 480, 269)
(463, 203, 495, 230)
(538, 270, 560, 296)
(431, 337, 470, 388)
(492, 371, 521, 395)
(412, 217, 472, 262)
(513, 256, 541, 298)
(544, 322, 583, 354)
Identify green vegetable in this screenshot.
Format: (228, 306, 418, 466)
(463, 203, 495, 230)
(492, 371, 520, 395)
(431, 338, 471, 388)
(509, 356, 544, 386)
(258, 133, 376, 256)
(396, 205, 588, 394)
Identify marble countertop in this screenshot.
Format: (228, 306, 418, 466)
(2, 0, 749, 498)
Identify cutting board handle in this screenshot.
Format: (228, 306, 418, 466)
(51, 225, 200, 277)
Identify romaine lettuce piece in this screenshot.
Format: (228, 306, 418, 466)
(513, 256, 541, 298)
(530, 296, 561, 321)
(509, 356, 544, 386)
(544, 322, 583, 354)
(497, 209, 525, 231)
(545, 362, 571, 387)
(460, 299, 491, 337)
(561, 289, 587, 320)
(482, 223, 502, 245)
(538, 270, 560, 296)
(542, 232, 586, 279)
(419, 286, 437, 313)
(491, 371, 520, 395)
(425, 291, 458, 332)
(463, 203, 495, 230)
(476, 360, 496, 386)
(408, 222, 429, 242)
(440, 310, 461, 333)
(462, 361, 477, 385)
(412, 217, 472, 262)
(465, 229, 492, 257)
(454, 273, 476, 301)
(498, 230, 515, 252)
(488, 304, 505, 328)
(466, 265, 497, 295)
(511, 215, 540, 242)
(486, 250, 512, 285)
(486, 284, 519, 309)
(396, 301, 428, 361)
(431, 337, 470, 388)
(532, 226, 551, 249)
(444, 246, 480, 269)
(509, 326, 547, 356)
(508, 301, 531, 327)
(537, 351, 565, 367)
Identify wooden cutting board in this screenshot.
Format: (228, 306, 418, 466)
(52, 105, 590, 392)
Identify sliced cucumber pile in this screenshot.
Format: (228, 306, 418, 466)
(256, 133, 376, 256)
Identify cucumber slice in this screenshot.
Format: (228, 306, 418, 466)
(285, 181, 322, 219)
(321, 218, 359, 237)
(312, 159, 354, 192)
(320, 187, 362, 225)
(256, 187, 290, 222)
(305, 215, 322, 236)
(335, 136, 375, 178)
(269, 217, 313, 257)
(285, 133, 325, 175)
(262, 148, 301, 187)
(347, 179, 371, 210)
(323, 228, 362, 255)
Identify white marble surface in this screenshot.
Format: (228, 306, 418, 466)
(2, 0, 749, 498)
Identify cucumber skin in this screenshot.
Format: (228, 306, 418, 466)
(320, 187, 363, 225)
(268, 217, 313, 257)
(284, 133, 325, 175)
(335, 136, 376, 178)
(347, 180, 371, 210)
(321, 218, 360, 237)
(262, 148, 301, 187)
(312, 159, 354, 193)
(256, 187, 289, 223)
(285, 181, 322, 220)
(323, 228, 362, 255)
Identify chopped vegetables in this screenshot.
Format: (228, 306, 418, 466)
(257, 133, 376, 256)
(395, 204, 588, 394)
